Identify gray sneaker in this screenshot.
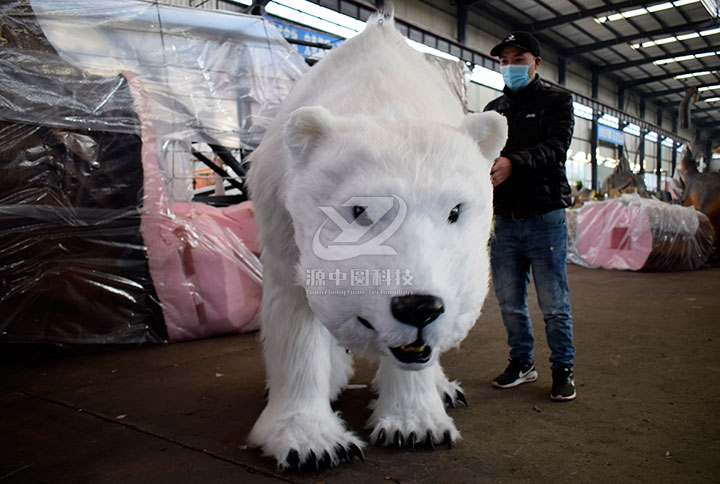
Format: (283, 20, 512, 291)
(492, 359, 538, 389)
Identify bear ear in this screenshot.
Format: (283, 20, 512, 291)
(461, 111, 508, 162)
(284, 106, 335, 164)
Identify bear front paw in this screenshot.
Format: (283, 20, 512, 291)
(249, 409, 365, 472)
(368, 406, 460, 451)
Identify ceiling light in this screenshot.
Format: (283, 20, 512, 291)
(675, 70, 712, 79)
(648, 2, 675, 11)
(705, 96, 720, 102)
(676, 32, 700, 41)
(623, 8, 649, 18)
(265, 0, 365, 39)
(654, 51, 719, 65)
(631, 23, 720, 50)
(596, 0, 700, 24)
(698, 84, 720, 91)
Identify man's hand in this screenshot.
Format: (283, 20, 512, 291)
(491, 157, 512, 187)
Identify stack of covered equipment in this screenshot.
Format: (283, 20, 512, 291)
(0, 0, 307, 344)
(568, 194, 714, 271)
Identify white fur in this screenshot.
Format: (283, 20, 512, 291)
(247, 14, 506, 469)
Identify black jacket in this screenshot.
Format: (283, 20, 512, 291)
(484, 76, 574, 219)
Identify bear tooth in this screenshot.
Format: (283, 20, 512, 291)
(401, 345, 426, 353)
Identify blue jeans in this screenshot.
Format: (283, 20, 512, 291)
(490, 208, 575, 369)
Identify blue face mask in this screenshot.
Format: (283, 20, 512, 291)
(501, 64, 532, 91)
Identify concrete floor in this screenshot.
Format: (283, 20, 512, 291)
(1, 264, 719, 484)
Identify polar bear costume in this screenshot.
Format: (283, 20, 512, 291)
(247, 14, 507, 471)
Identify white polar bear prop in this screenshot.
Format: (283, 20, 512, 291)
(247, 13, 507, 471)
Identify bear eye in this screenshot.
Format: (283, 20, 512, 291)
(448, 204, 462, 224)
(353, 205, 373, 226)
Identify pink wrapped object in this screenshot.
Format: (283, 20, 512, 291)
(131, 74, 263, 341)
(569, 195, 714, 271)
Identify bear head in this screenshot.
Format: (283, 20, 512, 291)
(283, 105, 507, 370)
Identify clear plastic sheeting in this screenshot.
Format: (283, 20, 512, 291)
(567, 194, 714, 272)
(25, 0, 308, 150)
(0, 0, 307, 344)
(422, 55, 470, 113)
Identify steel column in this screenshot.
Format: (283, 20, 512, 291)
(591, 71, 599, 190)
(671, 113, 678, 176)
(656, 107, 663, 191)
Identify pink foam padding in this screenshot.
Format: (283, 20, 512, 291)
(167, 202, 262, 340)
(223, 201, 261, 255)
(575, 200, 653, 271)
(128, 73, 261, 341)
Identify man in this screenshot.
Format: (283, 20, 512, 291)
(484, 31, 577, 401)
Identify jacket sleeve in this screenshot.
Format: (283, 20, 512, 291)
(503, 91, 574, 176)
(483, 98, 499, 113)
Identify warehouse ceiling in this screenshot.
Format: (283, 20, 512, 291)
(450, 0, 720, 133)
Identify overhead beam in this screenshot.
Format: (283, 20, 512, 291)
(519, 0, 648, 32)
(659, 101, 720, 113)
(621, 67, 720, 88)
(642, 82, 720, 99)
(693, 105, 720, 113)
(457, 3, 468, 44)
(599, 46, 720, 73)
(697, 120, 720, 128)
(562, 19, 718, 56)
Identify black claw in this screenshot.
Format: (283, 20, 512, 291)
(286, 449, 300, 469)
(408, 432, 417, 450)
(456, 390, 468, 407)
(377, 428, 386, 445)
(443, 430, 454, 449)
(425, 430, 435, 451)
(300, 450, 317, 473)
(349, 443, 365, 462)
(393, 430, 404, 449)
(319, 450, 332, 470)
(444, 392, 454, 408)
(335, 444, 349, 463)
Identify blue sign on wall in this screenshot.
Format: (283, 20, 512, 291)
(597, 124, 625, 146)
(269, 20, 342, 58)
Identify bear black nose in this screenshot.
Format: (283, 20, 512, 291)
(391, 294, 445, 329)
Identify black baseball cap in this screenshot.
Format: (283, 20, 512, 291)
(490, 31, 540, 57)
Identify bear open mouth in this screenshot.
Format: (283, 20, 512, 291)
(390, 337, 432, 364)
